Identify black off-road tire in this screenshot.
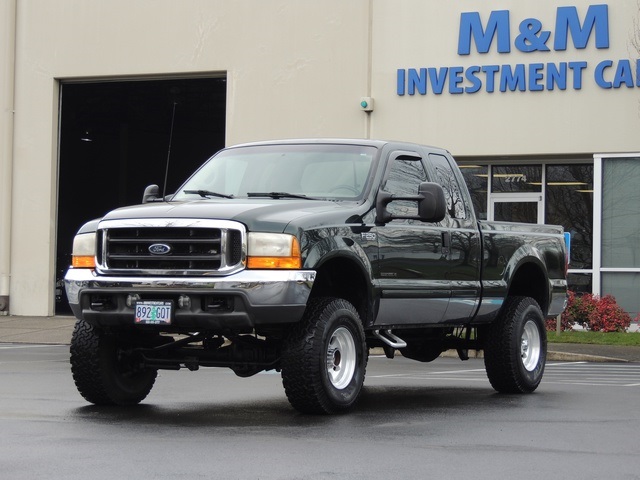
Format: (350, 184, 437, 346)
(484, 296, 547, 393)
(70, 319, 157, 405)
(281, 297, 367, 414)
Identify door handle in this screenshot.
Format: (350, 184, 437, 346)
(441, 231, 451, 256)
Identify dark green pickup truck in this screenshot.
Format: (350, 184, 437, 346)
(65, 139, 567, 414)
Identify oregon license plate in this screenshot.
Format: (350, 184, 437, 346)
(134, 300, 173, 325)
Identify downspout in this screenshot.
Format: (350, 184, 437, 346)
(0, 0, 16, 314)
(363, 0, 373, 139)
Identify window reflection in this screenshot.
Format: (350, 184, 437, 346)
(494, 202, 538, 224)
(458, 165, 487, 220)
(567, 272, 592, 295)
(492, 165, 542, 193)
(430, 154, 467, 220)
(383, 157, 427, 220)
(546, 164, 593, 269)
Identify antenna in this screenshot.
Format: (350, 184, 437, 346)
(162, 102, 178, 201)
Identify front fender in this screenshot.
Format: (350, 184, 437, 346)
(300, 227, 377, 323)
(300, 227, 374, 277)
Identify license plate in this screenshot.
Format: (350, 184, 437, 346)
(134, 300, 173, 325)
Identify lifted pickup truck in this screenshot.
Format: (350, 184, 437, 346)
(65, 139, 567, 414)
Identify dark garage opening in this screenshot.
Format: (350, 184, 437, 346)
(56, 77, 227, 313)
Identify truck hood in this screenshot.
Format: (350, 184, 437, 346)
(100, 199, 366, 233)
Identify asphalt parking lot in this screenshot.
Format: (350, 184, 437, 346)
(1, 344, 639, 480)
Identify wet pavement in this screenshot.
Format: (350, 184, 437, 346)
(2, 345, 639, 480)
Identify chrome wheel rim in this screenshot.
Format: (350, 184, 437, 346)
(326, 326, 356, 390)
(521, 319, 541, 371)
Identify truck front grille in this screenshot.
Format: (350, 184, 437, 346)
(95, 219, 246, 276)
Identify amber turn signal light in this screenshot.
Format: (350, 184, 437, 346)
(71, 256, 96, 268)
(247, 256, 302, 269)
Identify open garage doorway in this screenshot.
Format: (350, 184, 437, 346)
(55, 77, 226, 313)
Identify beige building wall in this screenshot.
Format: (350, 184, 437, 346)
(0, 0, 16, 314)
(3, 0, 640, 315)
(9, 0, 372, 315)
(372, 0, 640, 156)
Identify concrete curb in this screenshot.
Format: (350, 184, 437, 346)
(546, 351, 628, 363)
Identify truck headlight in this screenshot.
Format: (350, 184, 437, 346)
(247, 233, 302, 269)
(71, 232, 96, 268)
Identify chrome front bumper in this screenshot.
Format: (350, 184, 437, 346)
(64, 268, 316, 330)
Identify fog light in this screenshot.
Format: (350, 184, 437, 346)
(126, 294, 141, 308)
(178, 295, 191, 309)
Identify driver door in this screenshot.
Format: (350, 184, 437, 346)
(374, 151, 451, 325)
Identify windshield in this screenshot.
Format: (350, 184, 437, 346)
(172, 144, 378, 201)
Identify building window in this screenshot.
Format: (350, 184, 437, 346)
(458, 159, 595, 298)
(598, 156, 640, 317)
(545, 164, 593, 269)
(601, 272, 640, 319)
(568, 272, 592, 295)
(601, 158, 640, 268)
(491, 165, 542, 193)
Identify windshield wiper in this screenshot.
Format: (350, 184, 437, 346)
(183, 189, 234, 199)
(247, 192, 318, 200)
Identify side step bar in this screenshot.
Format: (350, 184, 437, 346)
(373, 329, 407, 349)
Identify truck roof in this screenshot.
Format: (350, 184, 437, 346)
(226, 138, 449, 155)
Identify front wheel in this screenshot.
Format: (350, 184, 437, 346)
(483, 296, 547, 393)
(70, 319, 157, 405)
(281, 298, 367, 414)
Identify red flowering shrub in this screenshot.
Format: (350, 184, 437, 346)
(548, 291, 632, 332)
(549, 291, 597, 331)
(587, 295, 632, 332)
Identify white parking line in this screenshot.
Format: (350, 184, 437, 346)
(546, 361, 588, 366)
(0, 343, 66, 350)
(367, 359, 640, 388)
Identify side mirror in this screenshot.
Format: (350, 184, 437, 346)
(417, 182, 446, 223)
(375, 182, 446, 224)
(142, 184, 160, 203)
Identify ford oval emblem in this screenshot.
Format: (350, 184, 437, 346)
(148, 243, 172, 255)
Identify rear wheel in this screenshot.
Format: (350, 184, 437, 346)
(281, 298, 367, 414)
(484, 296, 547, 393)
(70, 319, 157, 405)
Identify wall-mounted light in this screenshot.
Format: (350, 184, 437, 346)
(359, 97, 374, 112)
